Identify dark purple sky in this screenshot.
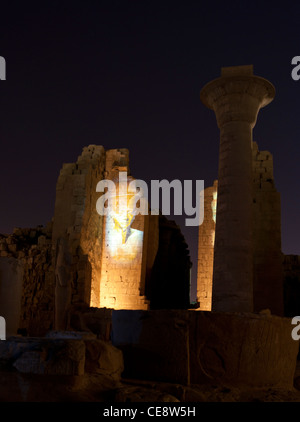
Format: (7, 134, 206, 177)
(0, 1, 299, 300)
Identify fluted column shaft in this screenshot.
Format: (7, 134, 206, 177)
(200, 66, 275, 312)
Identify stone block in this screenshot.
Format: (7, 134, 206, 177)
(0, 332, 124, 381)
(45, 330, 96, 340)
(261, 180, 274, 191)
(111, 310, 190, 384)
(111, 310, 298, 388)
(37, 235, 47, 246)
(0, 337, 85, 375)
(114, 386, 180, 402)
(84, 339, 124, 380)
(8, 244, 17, 253)
(189, 312, 297, 388)
(0, 243, 7, 251)
(12, 228, 22, 236)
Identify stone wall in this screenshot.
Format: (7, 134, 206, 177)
(51, 145, 172, 320)
(52, 145, 106, 329)
(252, 141, 283, 315)
(98, 149, 153, 310)
(196, 181, 217, 310)
(283, 255, 300, 317)
(0, 257, 23, 336)
(1, 145, 107, 335)
(111, 309, 298, 388)
(0, 144, 192, 335)
(0, 225, 54, 336)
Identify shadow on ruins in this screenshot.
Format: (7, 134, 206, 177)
(0, 65, 300, 402)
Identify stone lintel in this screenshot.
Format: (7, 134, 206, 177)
(221, 64, 253, 77)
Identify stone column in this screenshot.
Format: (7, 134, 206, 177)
(200, 65, 275, 312)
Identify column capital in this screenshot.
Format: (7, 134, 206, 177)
(200, 66, 275, 128)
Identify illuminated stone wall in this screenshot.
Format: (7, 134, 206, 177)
(196, 180, 217, 310)
(197, 142, 284, 314)
(52, 146, 159, 324)
(0, 144, 190, 334)
(52, 145, 106, 329)
(98, 149, 153, 310)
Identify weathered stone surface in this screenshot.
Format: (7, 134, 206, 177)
(197, 141, 284, 316)
(111, 309, 298, 388)
(112, 310, 190, 384)
(0, 333, 125, 401)
(52, 145, 106, 328)
(189, 311, 297, 387)
(45, 330, 96, 340)
(0, 371, 120, 402)
(84, 339, 124, 380)
(252, 142, 284, 315)
(0, 145, 192, 339)
(115, 378, 300, 402)
(114, 385, 180, 402)
(197, 181, 217, 310)
(0, 257, 24, 335)
(0, 337, 35, 365)
(200, 65, 275, 313)
(0, 333, 123, 383)
(283, 255, 300, 316)
(0, 226, 54, 337)
(0, 337, 85, 375)
(69, 306, 113, 340)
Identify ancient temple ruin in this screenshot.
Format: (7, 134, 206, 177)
(0, 65, 300, 401)
(197, 141, 283, 314)
(0, 146, 191, 336)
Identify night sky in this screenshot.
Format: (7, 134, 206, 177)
(0, 1, 299, 300)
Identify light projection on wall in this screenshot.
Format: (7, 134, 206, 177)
(105, 176, 144, 263)
(211, 191, 217, 224)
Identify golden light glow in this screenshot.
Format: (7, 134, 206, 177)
(106, 179, 143, 262)
(212, 191, 217, 223)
